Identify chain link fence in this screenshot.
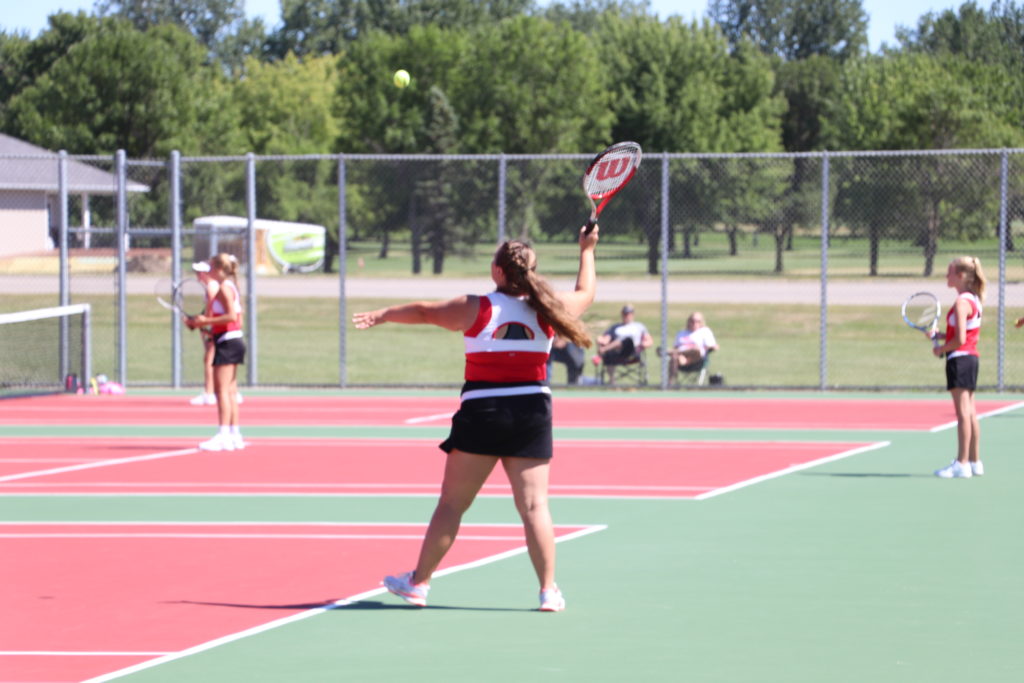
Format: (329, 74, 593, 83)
(1, 148, 1022, 391)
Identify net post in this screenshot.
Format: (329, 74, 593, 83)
(82, 304, 92, 392)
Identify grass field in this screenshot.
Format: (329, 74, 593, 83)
(4, 291, 1024, 391)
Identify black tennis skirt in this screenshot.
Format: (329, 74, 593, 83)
(440, 389, 553, 459)
(213, 336, 246, 366)
(946, 354, 978, 391)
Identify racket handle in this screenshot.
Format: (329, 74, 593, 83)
(584, 216, 597, 235)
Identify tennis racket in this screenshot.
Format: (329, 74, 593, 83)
(901, 291, 941, 350)
(155, 277, 208, 321)
(582, 141, 643, 234)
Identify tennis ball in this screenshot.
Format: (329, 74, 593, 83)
(393, 69, 410, 89)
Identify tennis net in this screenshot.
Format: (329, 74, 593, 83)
(0, 304, 91, 397)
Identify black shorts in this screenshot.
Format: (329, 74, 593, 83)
(213, 336, 246, 366)
(440, 392, 553, 459)
(946, 355, 978, 391)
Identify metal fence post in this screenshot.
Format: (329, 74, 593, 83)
(819, 152, 830, 390)
(115, 149, 128, 387)
(498, 154, 507, 245)
(245, 153, 257, 386)
(338, 154, 348, 388)
(660, 152, 670, 388)
(997, 149, 1009, 390)
(58, 151, 70, 381)
(169, 150, 183, 388)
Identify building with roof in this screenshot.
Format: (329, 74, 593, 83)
(0, 133, 149, 258)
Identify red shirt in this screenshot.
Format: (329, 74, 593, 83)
(463, 292, 554, 382)
(945, 291, 981, 358)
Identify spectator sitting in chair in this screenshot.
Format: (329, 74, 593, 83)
(596, 304, 653, 384)
(669, 311, 718, 384)
(547, 334, 585, 385)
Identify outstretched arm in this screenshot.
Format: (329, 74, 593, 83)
(353, 295, 479, 332)
(557, 224, 599, 318)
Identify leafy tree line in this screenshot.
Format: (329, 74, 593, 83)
(1, 0, 1022, 275)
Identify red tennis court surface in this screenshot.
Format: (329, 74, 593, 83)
(0, 521, 601, 683)
(0, 394, 1020, 431)
(0, 437, 885, 499)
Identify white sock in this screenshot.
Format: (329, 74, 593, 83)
(230, 426, 241, 437)
(218, 426, 231, 437)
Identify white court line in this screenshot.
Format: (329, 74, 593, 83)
(0, 533, 524, 540)
(929, 400, 1024, 433)
(0, 448, 198, 483)
(403, 412, 453, 424)
(694, 441, 891, 501)
(79, 523, 608, 683)
(0, 651, 171, 657)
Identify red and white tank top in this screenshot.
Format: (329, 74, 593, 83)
(945, 291, 981, 359)
(209, 280, 243, 338)
(462, 292, 554, 391)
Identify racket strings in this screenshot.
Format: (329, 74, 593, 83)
(584, 145, 641, 197)
(903, 294, 940, 329)
(174, 279, 209, 318)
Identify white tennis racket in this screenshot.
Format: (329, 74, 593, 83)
(581, 141, 643, 234)
(901, 291, 941, 351)
(155, 277, 208, 321)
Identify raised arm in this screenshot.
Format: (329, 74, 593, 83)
(556, 224, 599, 318)
(353, 295, 479, 332)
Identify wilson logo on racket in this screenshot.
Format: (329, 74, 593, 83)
(595, 158, 632, 182)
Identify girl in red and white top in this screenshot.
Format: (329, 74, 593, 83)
(931, 256, 987, 479)
(188, 261, 220, 406)
(186, 253, 246, 452)
(353, 225, 599, 612)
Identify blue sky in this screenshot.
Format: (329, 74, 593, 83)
(3, 0, 964, 52)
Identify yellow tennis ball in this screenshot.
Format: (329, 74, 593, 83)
(393, 69, 410, 88)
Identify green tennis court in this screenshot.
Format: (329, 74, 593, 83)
(1, 391, 1021, 682)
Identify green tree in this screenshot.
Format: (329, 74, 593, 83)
(597, 14, 784, 271)
(825, 53, 1022, 275)
(234, 53, 340, 154)
(268, 0, 532, 58)
(1, 12, 109, 112)
(5, 20, 241, 157)
(708, 0, 867, 61)
(539, 0, 653, 32)
(96, 0, 244, 49)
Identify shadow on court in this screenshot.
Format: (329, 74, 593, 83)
(798, 472, 920, 478)
(171, 599, 531, 613)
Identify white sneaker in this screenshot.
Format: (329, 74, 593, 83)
(199, 433, 236, 452)
(382, 571, 429, 607)
(189, 393, 216, 406)
(231, 434, 247, 450)
(539, 586, 565, 612)
(935, 460, 972, 479)
(971, 461, 984, 476)
(236, 393, 244, 404)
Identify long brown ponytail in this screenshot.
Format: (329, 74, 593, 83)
(493, 241, 592, 348)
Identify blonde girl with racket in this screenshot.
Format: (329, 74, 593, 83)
(188, 261, 219, 406)
(186, 253, 246, 451)
(353, 225, 599, 612)
(931, 256, 987, 478)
